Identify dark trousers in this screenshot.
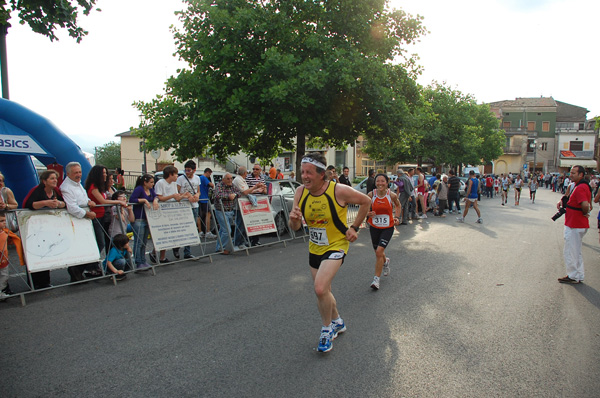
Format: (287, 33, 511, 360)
(448, 191, 461, 212)
(30, 270, 51, 289)
(400, 196, 410, 223)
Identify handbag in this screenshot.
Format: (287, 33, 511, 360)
(1, 187, 18, 232)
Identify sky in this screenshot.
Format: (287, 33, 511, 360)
(6, 0, 599, 153)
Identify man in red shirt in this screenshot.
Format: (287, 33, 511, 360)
(558, 165, 591, 284)
(485, 174, 494, 198)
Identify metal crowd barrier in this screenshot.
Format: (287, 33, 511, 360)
(1, 194, 366, 306)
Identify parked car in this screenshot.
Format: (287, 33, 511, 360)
(457, 177, 468, 197)
(265, 178, 302, 236)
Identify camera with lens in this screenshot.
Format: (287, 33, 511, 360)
(551, 195, 568, 221)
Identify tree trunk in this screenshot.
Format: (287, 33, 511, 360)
(295, 131, 305, 183)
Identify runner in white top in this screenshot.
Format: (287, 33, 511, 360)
(501, 174, 512, 206)
(513, 174, 523, 206)
(528, 176, 538, 203)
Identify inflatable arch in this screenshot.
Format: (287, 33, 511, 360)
(0, 98, 91, 205)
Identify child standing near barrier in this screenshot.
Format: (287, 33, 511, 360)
(0, 211, 25, 300)
(108, 191, 134, 238)
(103, 234, 132, 281)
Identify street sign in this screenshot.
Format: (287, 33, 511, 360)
(150, 149, 161, 159)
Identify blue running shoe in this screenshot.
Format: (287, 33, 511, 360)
(317, 329, 333, 352)
(331, 320, 346, 339)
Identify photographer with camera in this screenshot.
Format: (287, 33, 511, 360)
(557, 166, 592, 284)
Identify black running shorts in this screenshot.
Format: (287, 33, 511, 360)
(369, 226, 395, 250)
(309, 250, 346, 270)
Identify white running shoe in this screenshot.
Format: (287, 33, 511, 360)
(205, 232, 217, 239)
(370, 276, 380, 290)
(456, 216, 464, 223)
(331, 319, 346, 339)
(383, 257, 390, 276)
(198, 231, 205, 238)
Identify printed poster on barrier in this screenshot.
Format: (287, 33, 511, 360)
(17, 209, 100, 272)
(238, 197, 277, 236)
(146, 201, 200, 251)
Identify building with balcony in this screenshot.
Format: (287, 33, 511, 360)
(488, 97, 595, 174)
(554, 101, 596, 171)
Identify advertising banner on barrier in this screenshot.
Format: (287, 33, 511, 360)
(238, 197, 277, 236)
(146, 201, 200, 251)
(17, 210, 100, 272)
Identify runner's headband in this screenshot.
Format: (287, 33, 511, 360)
(301, 157, 326, 170)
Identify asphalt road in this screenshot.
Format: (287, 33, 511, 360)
(2, 187, 599, 397)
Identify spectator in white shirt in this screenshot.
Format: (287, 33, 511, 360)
(177, 160, 201, 259)
(154, 166, 185, 263)
(60, 162, 98, 282)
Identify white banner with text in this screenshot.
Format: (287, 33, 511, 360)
(17, 209, 100, 272)
(146, 201, 200, 251)
(238, 197, 276, 236)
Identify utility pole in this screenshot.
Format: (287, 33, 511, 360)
(0, 23, 10, 99)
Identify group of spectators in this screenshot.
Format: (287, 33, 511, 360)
(0, 160, 221, 297)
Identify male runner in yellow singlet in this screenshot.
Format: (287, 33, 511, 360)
(289, 152, 370, 353)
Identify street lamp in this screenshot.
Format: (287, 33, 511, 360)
(139, 114, 147, 174)
(529, 139, 541, 176)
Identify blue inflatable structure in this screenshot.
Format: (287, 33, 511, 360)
(0, 98, 91, 204)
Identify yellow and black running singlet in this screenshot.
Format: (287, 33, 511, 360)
(299, 181, 349, 255)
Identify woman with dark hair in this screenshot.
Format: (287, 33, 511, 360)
(84, 165, 127, 276)
(366, 173, 401, 290)
(25, 170, 66, 210)
(115, 168, 125, 190)
(102, 173, 118, 249)
(129, 174, 159, 270)
(22, 170, 66, 289)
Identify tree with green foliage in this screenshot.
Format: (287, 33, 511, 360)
(0, 0, 99, 42)
(95, 141, 121, 170)
(134, 0, 426, 174)
(364, 81, 504, 169)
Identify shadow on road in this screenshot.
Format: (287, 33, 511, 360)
(573, 283, 600, 310)
(583, 242, 600, 254)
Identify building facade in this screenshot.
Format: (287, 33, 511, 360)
(489, 97, 596, 175)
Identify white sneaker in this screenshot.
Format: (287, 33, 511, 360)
(0, 291, 9, 301)
(234, 244, 248, 251)
(383, 257, 390, 276)
(205, 232, 217, 239)
(370, 276, 380, 290)
(476, 218, 483, 224)
(418, 214, 425, 219)
(198, 231, 205, 238)
(456, 216, 464, 223)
